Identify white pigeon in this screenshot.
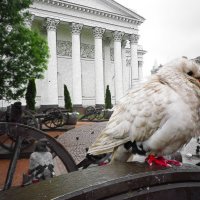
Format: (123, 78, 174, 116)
(88, 57, 200, 167)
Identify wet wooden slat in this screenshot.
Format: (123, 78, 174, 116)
(0, 163, 200, 200)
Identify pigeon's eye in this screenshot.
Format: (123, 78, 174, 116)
(187, 71, 193, 76)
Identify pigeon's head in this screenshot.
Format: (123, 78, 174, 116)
(178, 57, 200, 81)
(161, 57, 200, 83)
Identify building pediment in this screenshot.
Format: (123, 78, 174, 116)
(61, 0, 144, 22)
(103, 0, 144, 21)
(32, 0, 144, 26)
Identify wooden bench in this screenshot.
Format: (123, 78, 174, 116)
(0, 162, 200, 199)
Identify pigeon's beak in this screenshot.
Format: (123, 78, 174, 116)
(194, 76, 200, 82)
(190, 76, 200, 88)
(190, 77, 200, 87)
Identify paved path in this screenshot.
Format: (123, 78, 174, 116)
(181, 138, 200, 165)
(54, 121, 107, 175)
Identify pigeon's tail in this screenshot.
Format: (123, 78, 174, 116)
(77, 153, 111, 169)
(88, 137, 130, 155)
(87, 124, 131, 155)
(124, 141, 146, 156)
(82, 141, 147, 167)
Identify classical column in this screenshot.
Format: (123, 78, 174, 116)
(113, 31, 124, 102)
(129, 34, 139, 85)
(121, 40, 129, 93)
(93, 27, 105, 106)
(71, 23, 83, 107)
(42, 18, 59, 106)
(138, 61, 143, 80)
(103, 37, 111, 91)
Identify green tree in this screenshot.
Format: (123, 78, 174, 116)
(25, 79, 36, 110)
(0, 0, 49, 100)
(105, 85, 112, 109)
(64, 84, 73, 112)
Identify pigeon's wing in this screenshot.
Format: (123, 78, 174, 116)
(88, 80, 172, 155)
(142, 81, 200, 155)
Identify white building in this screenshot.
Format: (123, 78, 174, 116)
(2, 0, 146, 111)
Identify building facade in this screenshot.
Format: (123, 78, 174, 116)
(1, 0, 146, 109)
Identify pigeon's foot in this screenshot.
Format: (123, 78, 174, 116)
(98, 161, 108, 166)
(145, 155, 182, 167)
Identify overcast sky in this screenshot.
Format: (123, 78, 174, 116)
(115, 0, 200, 77)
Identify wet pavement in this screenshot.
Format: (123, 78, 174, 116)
(54, 121, 107, 175)
(181, 138, 200, 165)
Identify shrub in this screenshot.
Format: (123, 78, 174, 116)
(64, 84, 72, 112)
(25, 79, 36, 110)
(105, 85, 112, 109)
